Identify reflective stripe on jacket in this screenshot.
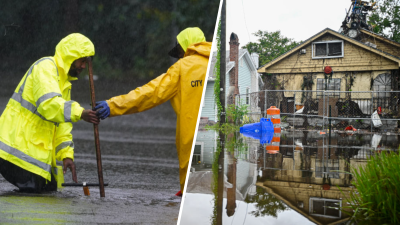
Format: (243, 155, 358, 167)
(0, 33, 94, 181)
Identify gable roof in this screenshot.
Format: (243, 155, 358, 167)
(360, 28, 400, 48)
(258, 28, 400, 73)
(208, 49, 256, 80)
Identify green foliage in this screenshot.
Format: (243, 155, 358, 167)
(242, 30, 300, 67)
(245, 187, 288, 218)
(205, 122, 239, 135)
(0, 0, 219, 79)
(344, 152, 400, 224)
(226, 104, 249, 124)
(205, 103, 249, 133)
(91, 55, 124, 80)
(225, 134, 248, 155)
(369, 0, 400, 42)
(214, 20, 223, 121)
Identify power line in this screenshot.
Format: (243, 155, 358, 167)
(242, 0, 252, 43)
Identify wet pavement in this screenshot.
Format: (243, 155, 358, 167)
(0, 77, 181, 224)
(181, 123, 400, 225)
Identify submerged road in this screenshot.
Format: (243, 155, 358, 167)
(0, 77, 181, 224)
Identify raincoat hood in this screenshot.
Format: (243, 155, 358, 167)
(185, 42, 211, 58)
(54, 33, 95, 79)
(177, 27, 206, 52)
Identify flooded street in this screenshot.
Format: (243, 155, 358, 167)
(182, 121, 399, 225)
(0, 77, 181, 224)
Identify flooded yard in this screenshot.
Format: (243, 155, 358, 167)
(182, 122, 399, 225)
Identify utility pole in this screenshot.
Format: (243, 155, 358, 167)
(217, 0, 226, 224)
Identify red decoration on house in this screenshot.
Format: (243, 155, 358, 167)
(322, 184, 331, 190)
(324, 66, 332, 74)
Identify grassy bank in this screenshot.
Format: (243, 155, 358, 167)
(346, 152, 400, 224)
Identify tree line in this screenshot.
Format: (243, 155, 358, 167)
(0, 0, 219, 80)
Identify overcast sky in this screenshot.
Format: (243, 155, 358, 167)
(224, 0, 353, 47)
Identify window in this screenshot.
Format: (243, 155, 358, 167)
(312, 40, 344, 59)
(317, 78, 341, 98)
(373, 73, 391, 98)
(315, 166, 340, 179)
(309, 198, 341, 218)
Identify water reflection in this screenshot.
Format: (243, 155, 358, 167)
(182, 125, 399, 225)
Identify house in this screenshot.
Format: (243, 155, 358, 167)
(191, 129, 216, 171)
(257, 28, 400, 119)
(200, 33, 263, 122)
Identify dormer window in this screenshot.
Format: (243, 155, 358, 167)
(312, 40, 344, 59)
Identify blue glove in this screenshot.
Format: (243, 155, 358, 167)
(94, 101, 110, 120)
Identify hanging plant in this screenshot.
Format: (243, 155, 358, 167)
(349, 75, 355, 88)
(370, 77, 374, 90)
(301, 75, 314, 103)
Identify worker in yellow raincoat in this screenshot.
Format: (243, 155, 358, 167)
(0, 33, 99, 193)
(95, 27, 211, 196)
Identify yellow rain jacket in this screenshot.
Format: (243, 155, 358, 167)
(107, 29, 211, 191)
(0, 33, 95, 181)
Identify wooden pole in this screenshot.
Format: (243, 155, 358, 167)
(87, 57, 105, 197)
(217, 1, 226, 224)
(220, 0, 226, 125)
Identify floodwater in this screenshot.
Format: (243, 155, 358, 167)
(0, 76, 181, 224)
(181, 123, 399, 225)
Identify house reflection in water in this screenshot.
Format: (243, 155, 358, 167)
(258, 131, 398, 225)
(193, 128, 259, 202)
(188, 127, 399, 224)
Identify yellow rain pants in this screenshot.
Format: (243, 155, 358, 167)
(0, 33, 95, 181)
(107, 28, 211, 192)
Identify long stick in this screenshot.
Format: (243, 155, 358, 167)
(62, 183, 109, 187)
(87, 57, 105, 197)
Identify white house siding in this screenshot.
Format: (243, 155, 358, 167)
(202, 50, 260, 122)
(200, 80, 216, 121)
(226, 70, 230, 101)
(195, 129, 217, 167)
(223, 157, 258, 199)
(236, 159, 257, 197)
(237, 57, 252, 106)
(251, 70, 258, 96)
(225, 58, 252, 106)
